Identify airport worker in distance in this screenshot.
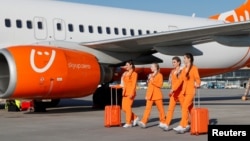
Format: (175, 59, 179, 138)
(137, 63, 165, 128)
(112, 60, 139, 128)
(242, 78, 250, 100)
(172, 53, 201, 134)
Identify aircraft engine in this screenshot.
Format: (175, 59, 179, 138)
(0, 45, 112, 99)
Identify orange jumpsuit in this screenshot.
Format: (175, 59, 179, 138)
(173, 65, 200, 128)
(140, 72, 165, 124)
(121, 71, 138, 125)
(164, 69, 184, 126)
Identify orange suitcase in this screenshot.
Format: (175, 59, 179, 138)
(190, 107, 209, 135)
(190, 89, 209, 135)
(104, 87, 121, 127)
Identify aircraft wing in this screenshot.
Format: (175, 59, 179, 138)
(82, 21, 250, 56)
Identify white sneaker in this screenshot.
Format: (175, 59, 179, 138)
(173, 126, 186, 134)
(123, 124, 132, 128)
(158, 122, 165, 128)
(138, 121, 146, 128)
(163, 125, 170, 131)
(184, 125, 190, 132)
(158, 123, 168, 130)
(173, 125, 182, 131)
(133, 117, 139, 126)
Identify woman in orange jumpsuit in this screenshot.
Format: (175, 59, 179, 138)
(172, 53, 200, 133)
(137, 63, 165, 128)
(120, 60, 139, 128)
(160, 56, 185, 131)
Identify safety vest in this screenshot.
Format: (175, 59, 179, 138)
(15, 100, 21, 109)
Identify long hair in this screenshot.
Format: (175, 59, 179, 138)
(126, 60, 135, 70)
(184, 53, 194, 79)
(172, 56, 181, 66)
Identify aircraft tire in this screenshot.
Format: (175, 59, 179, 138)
(46, 99, 61, 108)
(33, 100, 46, 112)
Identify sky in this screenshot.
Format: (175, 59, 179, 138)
(59, 0, 246, 18)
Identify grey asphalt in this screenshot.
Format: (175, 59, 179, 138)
(0, 89, 249, 141)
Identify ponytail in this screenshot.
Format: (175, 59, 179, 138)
(184, 53, 194, 79)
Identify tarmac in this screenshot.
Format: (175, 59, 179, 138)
(0, 88, 249, 141)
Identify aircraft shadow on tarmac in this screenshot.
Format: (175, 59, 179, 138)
(22, 99, 100, 114)
(27, 95, 249, 114)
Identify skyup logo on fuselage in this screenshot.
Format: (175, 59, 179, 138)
(217, 10, 250, 22)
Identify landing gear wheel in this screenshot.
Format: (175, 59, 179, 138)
(33, 99, 60, 112)
(47, 99, 61, 108)
(33, 100, 46, 112)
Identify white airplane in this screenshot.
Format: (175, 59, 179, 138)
(0, 0, 250, 109)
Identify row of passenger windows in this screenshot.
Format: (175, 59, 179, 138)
(4, 18, 158, 36)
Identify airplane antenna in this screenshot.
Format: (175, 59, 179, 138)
(192, 13, 196, 18)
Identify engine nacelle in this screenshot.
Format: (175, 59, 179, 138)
(0, 45, 105, 99)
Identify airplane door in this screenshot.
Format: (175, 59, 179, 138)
(53, 19, 66, 40)
(34, 17, 48, 40)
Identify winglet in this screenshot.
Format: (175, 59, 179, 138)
(209, 0, 250, 22)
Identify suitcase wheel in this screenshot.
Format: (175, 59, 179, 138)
(190, 132, 199, 136)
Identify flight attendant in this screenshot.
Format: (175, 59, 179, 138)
(172, 53, 201, 133)
(137, 63, 165, 128)
(160, 56, 185, 131)
(119, 60, 139, 128)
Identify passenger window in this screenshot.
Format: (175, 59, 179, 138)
(5, 19, 11, 28)
(138, 30, 142, 35)
(16, 20, 22, 28)
(106, 27, 111, 34)
(130, 29, 135, 36)
(122, 28, 127, 35)
(154, 31, 157, 33)
(79, 25, 84, 33)
(146, 30, 150, 34)
(114, 27, 119, 35)
(68, 24, 74, 32)
(57, 23, 62, 31)
(88, 25, 93, 33)
(26, 20, 32, 29)
(97, 26, 102, 34)
(37, 21, 43, 30)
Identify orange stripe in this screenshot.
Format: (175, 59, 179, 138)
(229, 47, 250, 69)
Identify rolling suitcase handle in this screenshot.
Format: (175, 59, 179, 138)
(194, 88, 200, 108)
(193, 88, 200, 135)
(110, 87, 118, 106)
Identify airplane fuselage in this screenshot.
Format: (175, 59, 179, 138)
(1, 1, 249, 74)
(0, 0, 250, 100)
